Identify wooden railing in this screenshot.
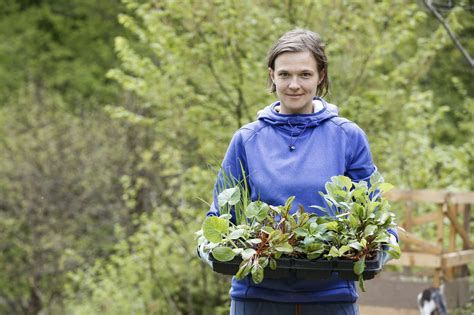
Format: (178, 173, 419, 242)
(385, 189, 474, 287)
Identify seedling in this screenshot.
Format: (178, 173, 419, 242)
(196, 172, 401, 291)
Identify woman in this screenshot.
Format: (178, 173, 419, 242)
(203, 28, 398, 315)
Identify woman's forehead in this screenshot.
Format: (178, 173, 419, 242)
(274, 51, 318, 71)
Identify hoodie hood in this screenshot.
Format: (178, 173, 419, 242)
(257, 97, 338, 131)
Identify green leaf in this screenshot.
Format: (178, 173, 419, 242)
(367, 201, 380, 216)
(248, 238, 262, 245)
(386, 243, 401, 259)
(305, 243, 323, 252)
(364, 225, 377, 237)
(339, 245, 351, 256)
(280, 196, 295, 217)
(376, 211, 390, 224)
(246, 201, 270, 221)
(232, 248, 243, 255)
(251, 264, 264, 284)
(349, 214, 359, 229)
(334, 175, 353, 190)
(319, 232, 336, 243)
(314, 224, 328, 235)
(268, 230, 281, 240)
(275, 242, 293, 253)
(212, 246, 236, 262)
(287, 215, 297, 228)
(325, 182, 338, 197)
(374, 234, 389, 243)
(269, 205, 281, 214)
(261, 226, 274, 234)
(228, 228, 245, 240)
(218, 187, 241, 207)
(241, 248, 256, 260)
(307, 251, 324, 260)
(311, 204, 332, 214)
(202, 216, 229, 243)
(369, 171, 383, 186)
(294, 227, 308, 237)
(308, 222, 317, 234)
(269, 258, 277, 270)
(325, 221, 338, 232)
(219, 214, 232, 220)
(352, 204, 365, 219)
(358, 275, 366, 292)
(328, 246, 340, 257)
(236, 260, 252, 279)
(354, 256, 366, 275)
(258, 257, 269, 268)
(284, 196, 296, 210)
(348, 241, 363, 251)
(338, 202, 352, 211)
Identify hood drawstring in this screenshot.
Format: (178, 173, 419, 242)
(288, 119, 311, 152)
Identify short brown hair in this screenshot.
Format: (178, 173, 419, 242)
(267, 28, 329, 97)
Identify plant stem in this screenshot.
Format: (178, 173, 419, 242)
(227, 239, 238, 248)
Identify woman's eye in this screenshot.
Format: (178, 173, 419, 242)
(278, 73, 289, 78)
(301, 72, 312, 78)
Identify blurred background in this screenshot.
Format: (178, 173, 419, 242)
(0, 0, 472, 314)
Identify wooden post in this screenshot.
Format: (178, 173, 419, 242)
(403, 201, 413, 275)
(446, 204, 457, 280)
(462, 204, 471, 250)
(404, 201, 413, 249)
(433, 203, 445, 288)
(461, 204, 471, 277)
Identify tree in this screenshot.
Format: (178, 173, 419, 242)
(65, 0, 472, 314)
(0, 0, 123, 110)
(0, 87, 132, 314)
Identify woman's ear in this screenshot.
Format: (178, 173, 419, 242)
(318, 70, 325, 85)
(268, 67, 275, 83)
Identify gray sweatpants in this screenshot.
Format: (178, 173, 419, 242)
(230, 299, 360, 315)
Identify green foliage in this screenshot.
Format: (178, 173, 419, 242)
(203, 216, 230, 243)
(65, 211, 230, 315)
(0, 0, 124, 109)
(325, 2, 472, 190)
(198, 173, 400, 291)
(0, 0, 471, 313)
(63, 0, 470, 312)
(0, 87, 132, 314)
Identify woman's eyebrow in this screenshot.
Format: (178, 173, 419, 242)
(277, 69, 314, 73)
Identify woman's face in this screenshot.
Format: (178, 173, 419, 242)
(269, 50, 321, 115)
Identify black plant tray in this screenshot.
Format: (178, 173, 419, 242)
(210, 250, 382, 281)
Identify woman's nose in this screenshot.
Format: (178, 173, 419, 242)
(289, 77, 300, 90)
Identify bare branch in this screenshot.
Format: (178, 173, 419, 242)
(423, 0, 474, 68)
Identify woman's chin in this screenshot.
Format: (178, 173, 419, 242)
(280, 102, 312, 114)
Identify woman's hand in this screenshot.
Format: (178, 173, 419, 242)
(197, 241, 213, 267)
(382, 234, 399, 265)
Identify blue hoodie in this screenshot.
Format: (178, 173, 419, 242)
(207, 97, 395, 303)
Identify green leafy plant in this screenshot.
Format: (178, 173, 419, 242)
(310, 173, 401, 290)
(196, 172, 401, 291)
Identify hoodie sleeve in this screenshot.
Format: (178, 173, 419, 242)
(344, 123, 399, 241)
(206, 130, 249, 218)
(344, 123, 376, 182)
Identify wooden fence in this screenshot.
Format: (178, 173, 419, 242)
(385, 189, 474, 287)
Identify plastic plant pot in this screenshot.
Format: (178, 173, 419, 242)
(209, 250, 383, 281)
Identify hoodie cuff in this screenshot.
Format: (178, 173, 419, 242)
(387, 228, 399, 243)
